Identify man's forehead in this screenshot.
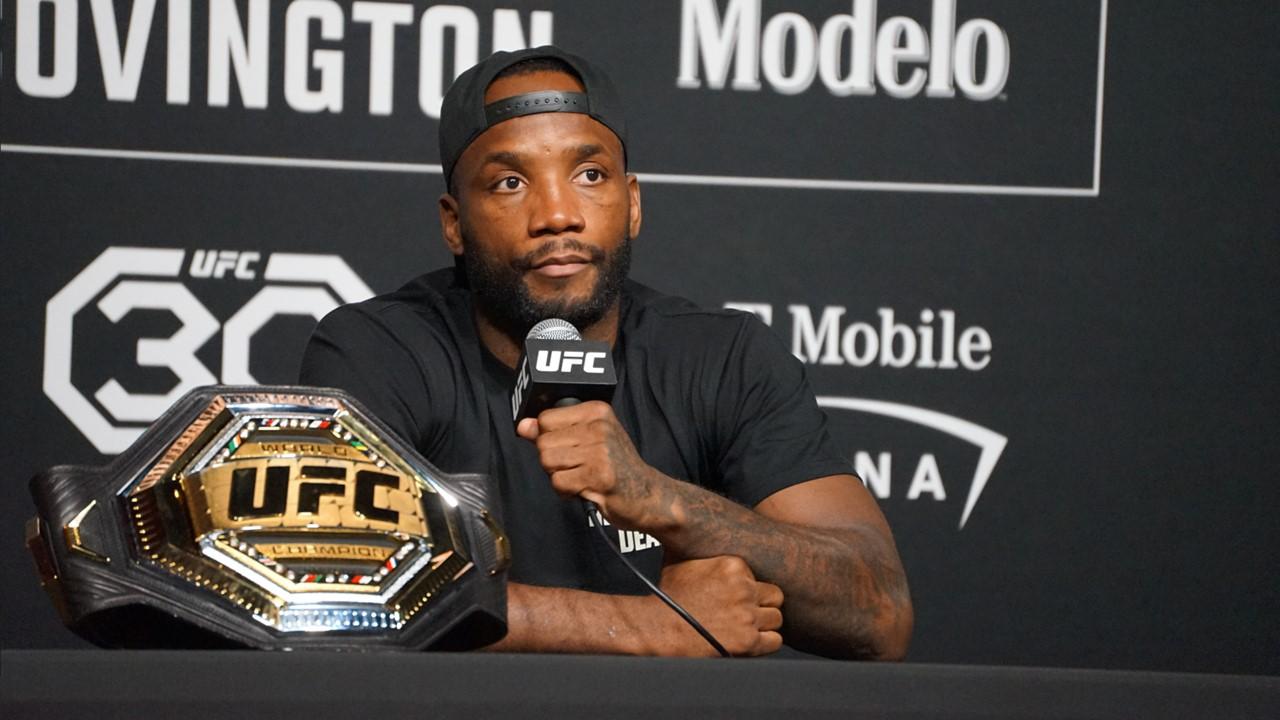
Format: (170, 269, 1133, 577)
(460, 110, 624, 176)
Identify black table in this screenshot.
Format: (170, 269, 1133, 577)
(2, 650, 1276, 719)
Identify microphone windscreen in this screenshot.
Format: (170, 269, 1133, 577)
(527, 318, 581, 341)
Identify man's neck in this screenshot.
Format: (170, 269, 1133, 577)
(474, 303, 622, 369)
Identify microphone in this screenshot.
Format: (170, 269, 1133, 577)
(510, 317, 618, 524)
(510, 318, 617, 425)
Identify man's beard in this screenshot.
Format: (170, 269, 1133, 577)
(461, 232, 632, 340)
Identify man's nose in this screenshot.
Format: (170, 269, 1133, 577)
(528, 179, 586, 236)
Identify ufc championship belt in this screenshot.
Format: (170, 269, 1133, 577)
(27, 386, 509, 650)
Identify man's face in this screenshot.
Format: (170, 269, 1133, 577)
(440, 70, 641, 338)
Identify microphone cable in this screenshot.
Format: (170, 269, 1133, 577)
(583, 501, 731, 658)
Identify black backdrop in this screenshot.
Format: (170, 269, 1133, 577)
(3, 0, 1277, 675)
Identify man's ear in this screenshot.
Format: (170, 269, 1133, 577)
(438, 192, 464, 256)
(626, 174, 643, 240)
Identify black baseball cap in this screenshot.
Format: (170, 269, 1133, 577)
(438, 46, 628, 189)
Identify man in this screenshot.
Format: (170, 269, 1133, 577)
(300, 46, 911, 659)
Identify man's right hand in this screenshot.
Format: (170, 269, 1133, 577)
(647, 555, 784, 657)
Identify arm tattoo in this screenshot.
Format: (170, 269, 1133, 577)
(648, 475, 911, 659)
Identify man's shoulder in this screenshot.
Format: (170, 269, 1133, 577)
(309, 268, 473, 366)
(624, 281, 771, 346)
(320, 268, 462, 330)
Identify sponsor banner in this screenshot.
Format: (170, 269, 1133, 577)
(820, 396, 1006, 529)
(3, 0, 1107, 191)
(728, 302, 992, 370)
(728, 301, 1004, 529)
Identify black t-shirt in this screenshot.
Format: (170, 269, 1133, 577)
(299, 268, 851, 594)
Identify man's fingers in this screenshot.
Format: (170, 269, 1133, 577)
(547, 467, 593, 499)
(516, 417, 540, 440)
(538, 445, 586, 471)
(757, 606, 783, 632)
(756, 581, 784, 609)
(754, 630, 784, 656)
(519, 403, 614, 447)
(533, 401, 613, 432)
(534, 428, 588, 451)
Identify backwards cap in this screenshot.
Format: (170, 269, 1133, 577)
(438, 45, 628, 187)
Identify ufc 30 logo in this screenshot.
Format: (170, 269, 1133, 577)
(44, 247, 373, 454)
(534, 349, 607, 374)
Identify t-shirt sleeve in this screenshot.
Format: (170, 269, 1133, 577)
(298, 305, 437, 451)
(713, 314, 853, 508)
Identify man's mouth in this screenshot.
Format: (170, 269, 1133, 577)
(530, 253, 593, 279)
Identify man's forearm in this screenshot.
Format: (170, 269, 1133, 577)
(489, 570, 783, 657)
(638, 474, 913, 660)
(487, 582, 654, 654)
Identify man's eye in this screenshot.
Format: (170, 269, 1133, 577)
(580, 169, 603, 183)
(496, 176, 523, 191)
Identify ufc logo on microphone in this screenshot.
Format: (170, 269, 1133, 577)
(535, 350, 607, 374)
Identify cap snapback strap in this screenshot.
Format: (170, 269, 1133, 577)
(484, 91, 589, 127)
